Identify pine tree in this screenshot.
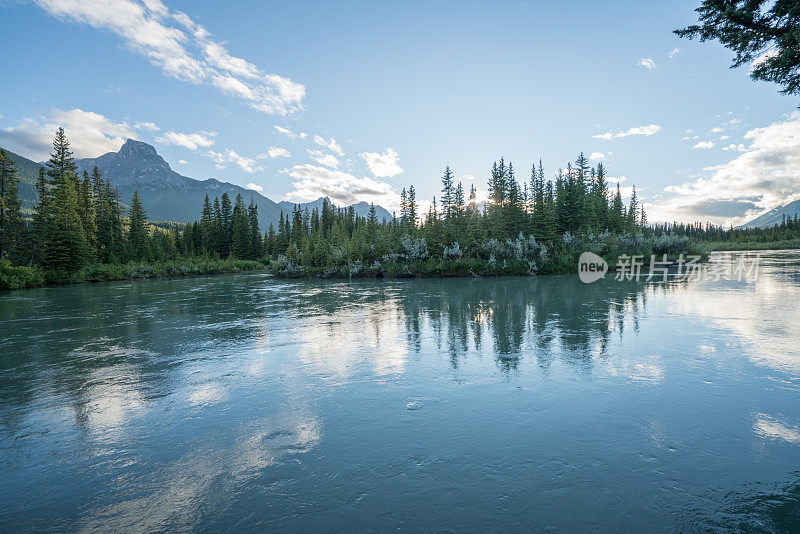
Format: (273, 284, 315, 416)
(407, 185, 418, 228)
(220, 193, 233, 256)
(248, 199, 262, 259)
(453, 181, 465, 220)
(0, 149, 23, 262)
(44, 128, 88, 270)
(231, 194, 250, 258)
(611, 183, 624, 232)
(530, 160, 548, 239)
(128, 190, 149, 260)
(78, 170, 97, 259)
(30, 166, 51, 266)
(200, 195, 214, 252)
(627, 186, 639, 229)
(441, 166, 455, 221)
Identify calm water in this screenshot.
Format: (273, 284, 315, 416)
(1, 252, 800, 532)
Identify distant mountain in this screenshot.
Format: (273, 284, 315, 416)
(4, 139, 394, 229)
(739, 199, 800, 228)
(73, 140, 284, 228)
(2, 147, 43, 214)
(277, 198, 392, 222)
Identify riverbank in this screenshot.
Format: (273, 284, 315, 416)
(0, 258, 266, 290)
(704, 239, 800, 251)
(1, 233, 714, 288)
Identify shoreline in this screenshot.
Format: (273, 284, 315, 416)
(4, 246, 796, 291)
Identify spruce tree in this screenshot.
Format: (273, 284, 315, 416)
(128, 190, 149, 260)
(248, 200, 262, 259)
(44, 128, 88, 270)
(31, 167, 51, 266)
(441, 166, 455, 221)
(407, 186, 418, 228)
(231, 194, 250, 258)
(0, 150, 23, 262)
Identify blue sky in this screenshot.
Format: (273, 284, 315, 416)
(1, 0, 797, 225)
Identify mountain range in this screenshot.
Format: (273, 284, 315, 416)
(736, 199, 800, 228)
(3, 139, 392, 229)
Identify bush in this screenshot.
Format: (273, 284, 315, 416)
(0, 260, 45, 290)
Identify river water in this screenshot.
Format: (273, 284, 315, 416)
(1, 251, 799, 532)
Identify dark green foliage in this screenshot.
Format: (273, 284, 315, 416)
(5, 127, 790, 289)
(127, 190, 148, 260)
(0, 149, 24, 263)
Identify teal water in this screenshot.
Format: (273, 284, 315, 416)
(1, 251, 799, 532)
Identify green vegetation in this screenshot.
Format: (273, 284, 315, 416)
(2, 128, 796, 290)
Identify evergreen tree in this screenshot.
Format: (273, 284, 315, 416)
(200, 195, 214, 252)
(231, 194, 250, 258)
(441, 166, 455, 221)
(78, 170, 97, 258)
(44, 128, 88, 270)
(31, 167, 51, 266)
(248, 200, 262, 259)
(220, 193, 233, 256)
(407, 185, 418, 228)
(0, 150, 23, 262)
(128, 190, 149, 260)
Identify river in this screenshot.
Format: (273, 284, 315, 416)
(1, 251, 799, 532)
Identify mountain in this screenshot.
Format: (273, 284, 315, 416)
(73, 140, 284, 228)
(1, 147, 43, 214)
(739, 199, 800, 228)
(4, 139, 394, 229)
(277, 198, 392, 222)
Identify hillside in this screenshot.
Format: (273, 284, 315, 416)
(2, 147, 43, 214)
(739, 199, 800, 228)
(4, 140, 393, 228)
(277, 198, 392, 222)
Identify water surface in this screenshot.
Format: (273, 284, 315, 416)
(2, 251, 800, 532)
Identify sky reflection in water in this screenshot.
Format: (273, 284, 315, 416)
(1, 251, 799, 531)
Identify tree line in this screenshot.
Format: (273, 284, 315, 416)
(2, 127, 752, 279)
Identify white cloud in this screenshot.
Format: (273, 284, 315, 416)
(274, 125, 307, 139)
(692, 141, 714, 149)
(156, 130, 216, 150)
(606, 176, 627, 183)
(722, 143, 747, 152)
(638, 57, 656, 70)
(177, 159, 188, 164)
(719, 135, 730, 140)
(134, 121, 160, 131)
(206, 148, 261, 173)
(462, 174, 476, 181)
(589, 152, 605, 161)
(594, 124, 662, 141)
(246, 182, 263, 192)
(359, 148, 403, 178)
(33, 0, 304, 114)
(258, 146, 290, 158)
(668, 48, 680, 58)
(711, 127, 723, 133)
(283, 164, 400, 209)
(649, 112, 800, 225)
(0, 107, 137, 160)
(313, 135, 344, 156)
(306, 149, 339, 168)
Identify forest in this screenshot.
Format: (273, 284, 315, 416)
(0, 128, 792, 289)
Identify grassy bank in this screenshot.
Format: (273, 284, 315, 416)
(0, 258, 265, 290)
(704, 239, 800, 251)
(267, 232, 708, 279)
